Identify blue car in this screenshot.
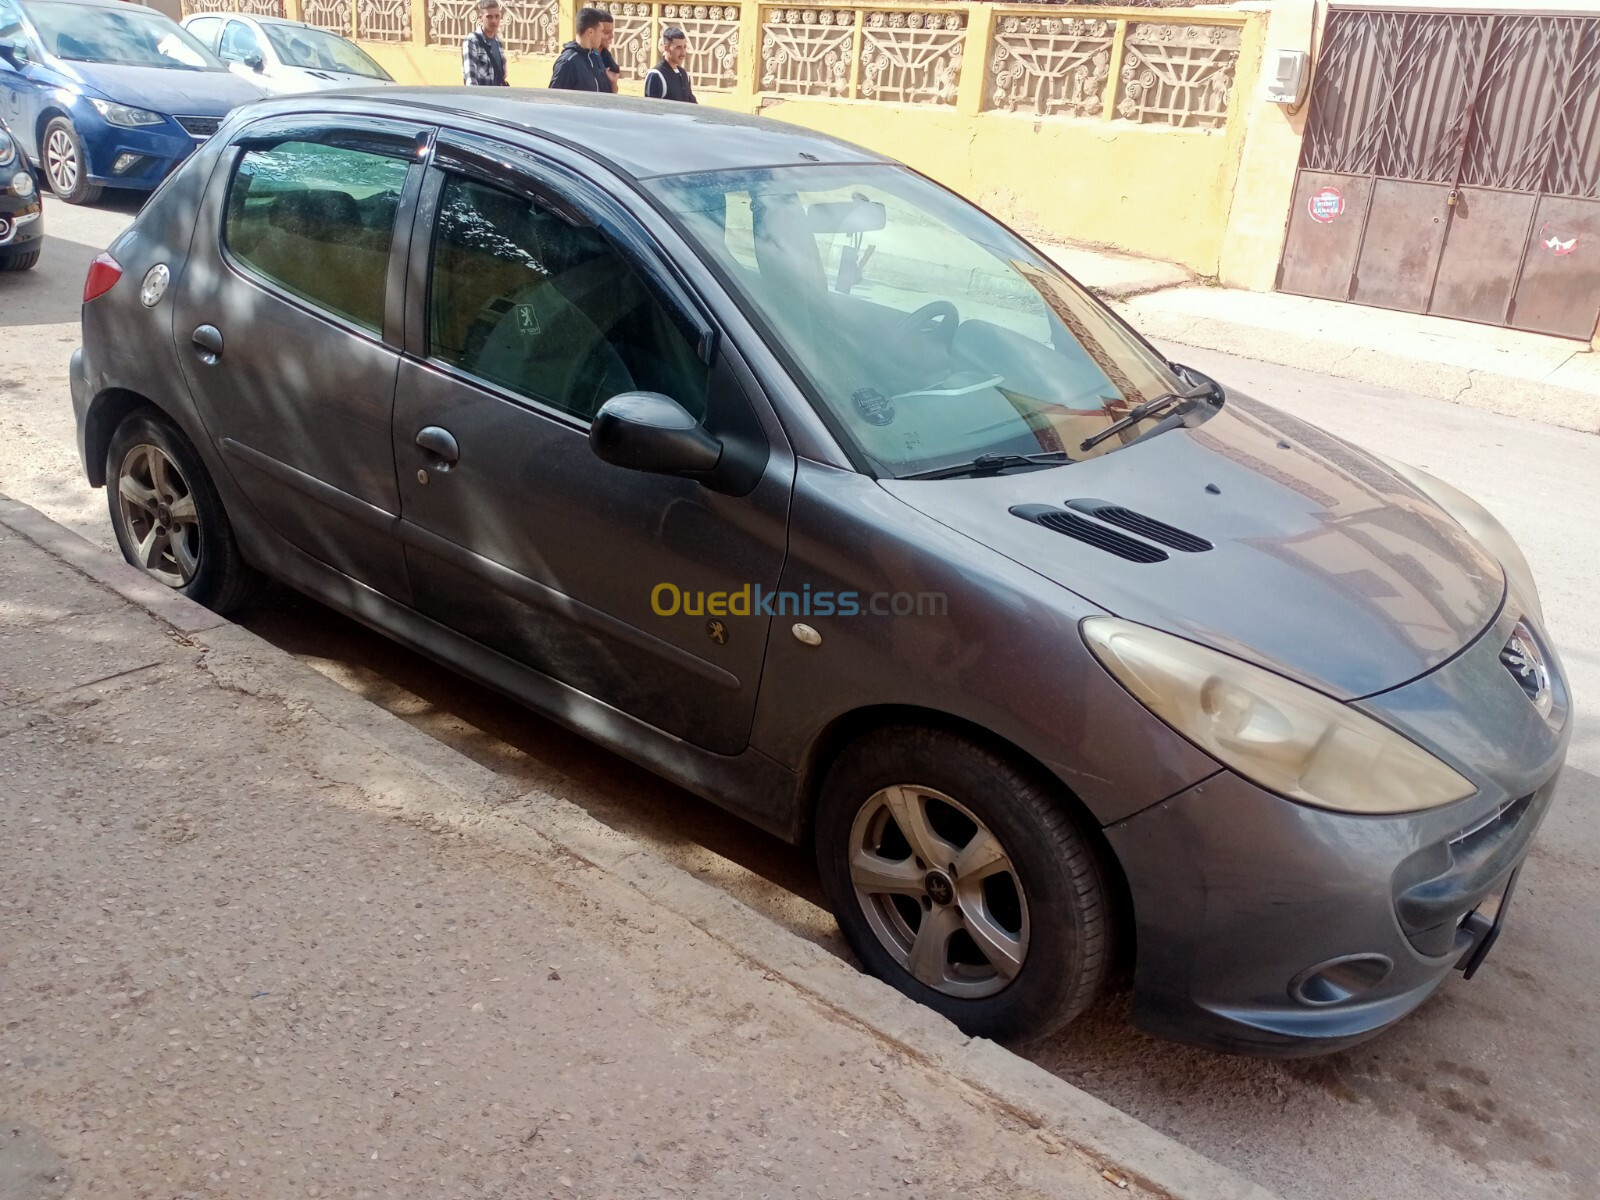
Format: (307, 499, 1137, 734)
(0, 0, 264, 203)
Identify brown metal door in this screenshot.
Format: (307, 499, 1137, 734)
(1279, 9, 1600, 341)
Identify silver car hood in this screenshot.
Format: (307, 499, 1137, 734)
(880, 396, 1505, 700)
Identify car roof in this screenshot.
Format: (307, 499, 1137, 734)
(21, 0, 156, 10)
(292, 87, 892, 181)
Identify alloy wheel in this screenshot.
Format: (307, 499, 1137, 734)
(45, 127, 78, 196)
(848, 785, 1030, 998)
(115, 442, 201, 587)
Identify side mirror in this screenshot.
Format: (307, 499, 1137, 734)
(590, 392, 721, 477)
(243, 51, 265, 71)
(0, 37, 29, 67)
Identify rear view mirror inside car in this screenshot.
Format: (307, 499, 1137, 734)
(806, 199, 886, 234)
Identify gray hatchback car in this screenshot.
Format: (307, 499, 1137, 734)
(71, 90, 1570, 1055)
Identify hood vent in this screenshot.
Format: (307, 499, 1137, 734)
(1011, 504, 1169, 564)
(1067, 500, 1214, 553)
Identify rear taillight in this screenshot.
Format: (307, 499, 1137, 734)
(83, 252, 122, 303)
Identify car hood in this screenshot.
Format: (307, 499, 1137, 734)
(880, 395, 1505, 700)
(63, 61, 266, 114)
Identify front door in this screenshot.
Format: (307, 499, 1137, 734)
(172, 115, 429, 599)
(1280, 9, 1600, 340)
(392, 137, 793, 755)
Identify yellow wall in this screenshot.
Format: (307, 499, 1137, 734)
(349, 0, 1306, 284)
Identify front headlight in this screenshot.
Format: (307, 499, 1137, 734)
(88, 98, 165, 128)
(1083, 617, 1476, 815)
(0, 137, 15, 168)
(10, 169, 34, 198)
(1376, 454, 1542, 625)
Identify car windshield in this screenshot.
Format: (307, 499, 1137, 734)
(648, 164, 1188, 478)
(25, 0, 222, 69)
(263, 22, 389, 78)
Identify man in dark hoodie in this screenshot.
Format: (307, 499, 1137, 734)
(643, 26, 696, 102)
(549, 7, 613, 91)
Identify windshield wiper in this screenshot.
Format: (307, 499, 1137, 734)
(904, 450, 1073, 481)
(1079, 384, 1214, 453)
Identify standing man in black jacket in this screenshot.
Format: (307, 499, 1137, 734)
(549, 7, 613, 91)
(644, 26, 696, 102)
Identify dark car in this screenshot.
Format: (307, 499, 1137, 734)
(69, 91, 1570, 1055)
(0, 0, 264, 204)
(0, 112, 39, 267)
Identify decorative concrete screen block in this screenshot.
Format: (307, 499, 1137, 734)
(987, 16, 1115, 117)
(303, 0, 352, 32)
(358, 0, 412, 42)
(1116, 22, 1240, 129)
(613, 2, 655, 73)
(181, 0, 284, 16)
(860, 10, 965, 105)
(431, 0, 560, 53)
(665, 4, 740, 91)
(761, 8, 855, 97)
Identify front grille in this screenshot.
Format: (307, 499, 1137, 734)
(175, 116, 221, 140)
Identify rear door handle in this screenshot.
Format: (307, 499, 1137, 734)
(191, 324, 223, 364)
(415, 426, 459, 468)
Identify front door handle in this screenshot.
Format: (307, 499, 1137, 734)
(415, 426, 459, 468)
(191, 324, 223, 364)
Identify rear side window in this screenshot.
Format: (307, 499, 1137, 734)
(223, 139, 410, 332)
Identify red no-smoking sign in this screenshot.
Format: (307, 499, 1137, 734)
(1308, 187, 1345, 223)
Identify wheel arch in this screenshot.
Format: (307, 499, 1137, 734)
(83, 388, 170, 487)
(34, 106, 72, 161)
(801, 703, 1136, 972)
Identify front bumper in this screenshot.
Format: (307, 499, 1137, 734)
(1108, 601, 1569, 1056)
(76, 110, 205, 192)
(0, 193, 42, 255)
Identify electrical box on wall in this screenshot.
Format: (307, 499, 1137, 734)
(1263, 50, 1309, 105)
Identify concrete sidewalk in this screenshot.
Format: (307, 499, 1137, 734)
(0, 493, 1280, 1200)
(1046, 242, 1600, 436)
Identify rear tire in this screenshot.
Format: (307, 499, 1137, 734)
(816, 726, 1112, 1043)
(105, 409, 258, 614)
(0, 249, 40, 271)
(42, 117, 104, 205)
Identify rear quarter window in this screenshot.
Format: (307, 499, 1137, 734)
(222, 139, 410, 332)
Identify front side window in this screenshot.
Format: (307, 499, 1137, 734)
(428, 173, 707, 423)
(648, 164, 1185, 478)
(224, 138, 411, 332)
(23, 0, 221, 69)
(185, 15, 223, 51)
(219, 19, 262, 63)
(264, 23, 389, 79)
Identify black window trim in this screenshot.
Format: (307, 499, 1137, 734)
(217, 114, 433, 348)
(402, 132, 723, 432)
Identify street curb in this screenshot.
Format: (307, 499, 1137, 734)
(0, 493, 1285, 1200)
(1123, 305, 1600, 436)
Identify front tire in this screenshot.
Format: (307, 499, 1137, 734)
(816, 726, 1112, 1043)
(0, 248, 40, 271)
(42, 118, 104, 205)
(105, 409, 258, 613)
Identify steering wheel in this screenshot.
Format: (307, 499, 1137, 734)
(893, 300, 960, 349)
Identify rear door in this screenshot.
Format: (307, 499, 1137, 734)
(171, 114, 431, 601)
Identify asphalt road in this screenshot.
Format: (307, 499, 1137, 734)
(3, 195, 1596, 1200)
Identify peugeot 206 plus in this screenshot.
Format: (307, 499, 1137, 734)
(69, 91, 1570, 1055)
